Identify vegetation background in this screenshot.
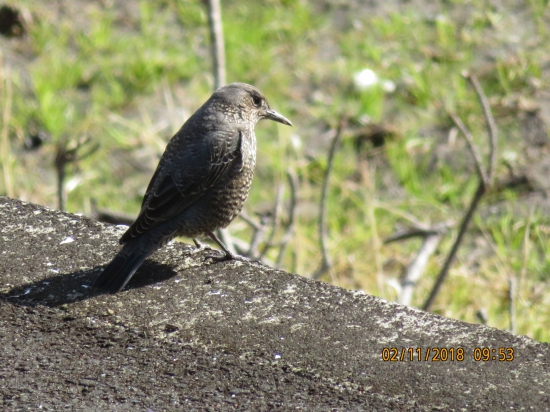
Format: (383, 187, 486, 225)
(1, 0, 550, 341)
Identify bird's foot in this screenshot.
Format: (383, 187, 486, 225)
(209, 249, 250, 263)
(210, 249, 237, 262)
(192, 238, 242, 262)
(206, 231, 243, 263)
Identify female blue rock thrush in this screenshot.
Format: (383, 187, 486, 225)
(94, 83, 292, 293)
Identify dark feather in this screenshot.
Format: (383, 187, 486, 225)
(120, 130, 242, 244)
(94, 242, 153, 293)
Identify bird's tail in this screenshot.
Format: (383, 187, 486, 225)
(94, 240, 155, 294)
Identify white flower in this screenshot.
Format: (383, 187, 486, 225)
(354, 68, 378, 90)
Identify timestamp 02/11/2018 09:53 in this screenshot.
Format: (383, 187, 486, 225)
(381, 347, 515, 362)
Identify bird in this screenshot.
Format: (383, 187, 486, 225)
(94, 82, 292, 294)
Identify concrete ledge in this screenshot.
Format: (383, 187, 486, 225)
(0, 196, 548, 410)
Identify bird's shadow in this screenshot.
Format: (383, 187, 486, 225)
(0, 260, 178, 308)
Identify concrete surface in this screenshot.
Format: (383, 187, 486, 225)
(0, 196, 549, 411)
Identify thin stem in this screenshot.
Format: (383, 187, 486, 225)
(276, 169, 298, 268)
(312, 119, 346, 279)
(466, 73, 498, 183)
(1, 68, 14, 198)
(398, 233, 442, 306)
(449, 112, 489, 185)
(206, 0, 226, 90)
(422, 181, 485, 311)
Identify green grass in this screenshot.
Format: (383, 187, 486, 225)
(3, 0, 550, 341)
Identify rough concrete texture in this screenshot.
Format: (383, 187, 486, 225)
(0, 196, 549, 411)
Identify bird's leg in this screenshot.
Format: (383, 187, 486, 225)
(192, 238, 209, 251)
(208, 232, 237, 261)
(190, 238, 218, 256)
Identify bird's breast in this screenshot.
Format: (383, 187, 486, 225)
(239, 130, 256, 170)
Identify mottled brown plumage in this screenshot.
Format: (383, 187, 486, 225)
(95, 83, 292, 293)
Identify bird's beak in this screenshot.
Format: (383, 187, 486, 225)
(264, 109, 292, 126)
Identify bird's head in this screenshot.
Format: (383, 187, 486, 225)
(213, 83, 292, 127)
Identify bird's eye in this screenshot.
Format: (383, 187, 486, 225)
(252, 95, 262, 107)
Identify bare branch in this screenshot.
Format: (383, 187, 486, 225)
(238, 211, 264, 231)
(276, 168, 298, 268)
(422, 181, 485, 311)
(464, 72, 498, 182)
(423, 76, 498, 311)
(384, 221, 453, 244)
(259, 181, 285, 259)
(312, 118, 346, 280)
(373, 200, 431, 229)
(449, 112, 489, 185)
(1, 71, 14, 198)
(231, 235, 272, 266)
(206, 0, 226, 89)
(508, 277, 516, 333)
(387, 221, 451, 306)
(247, 214, 271, 259)
(398, 232, 442, 306)
(54, 136, 99, 211)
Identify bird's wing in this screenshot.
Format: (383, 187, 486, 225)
(120, 130, 242, 243)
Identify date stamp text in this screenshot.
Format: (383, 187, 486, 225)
(381, 347, 515, 362)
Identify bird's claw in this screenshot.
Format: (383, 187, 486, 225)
(209, 250, 236, 262)
(209, 250, 251, 263)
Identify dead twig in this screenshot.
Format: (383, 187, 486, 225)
(384, 220, 454, 244)
(448, 112, 489, 185)
(398, 232, 443, 306)
(312, 118, 346, 280)
(239, 211, 264, 231)
(258, 182, 285, 259)
(422, 168, 485, 312)
(238, 169, 298, 264)
(465, 72, 498, 181)
(276, 169, 298, 268)
(55, 136, 99, 211)
(422, 75, 498, 311)
(230, 211, 267, 258)
(508, 277, 516, 333)
(385, 221, 452, 306)
(247, 214, 271, 259)
(205, 0, 226, 89)
(1, 69, 14, 198)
